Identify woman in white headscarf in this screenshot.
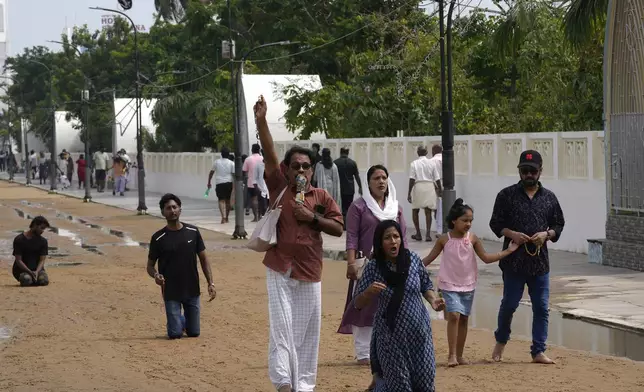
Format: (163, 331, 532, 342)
(337, 164, 407, 390)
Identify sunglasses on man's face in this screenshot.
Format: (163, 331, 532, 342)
(520, 167, 538, 175)
(290, 162, 312, 171)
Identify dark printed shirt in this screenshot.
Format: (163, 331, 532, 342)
(489, 182, 565, 276)
(148, 223, 206, 301)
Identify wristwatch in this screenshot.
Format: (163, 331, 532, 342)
(312, 213, 319, 226)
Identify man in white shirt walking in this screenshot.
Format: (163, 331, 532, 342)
(242, 144, 264, 222)
(207, 147, 235, 223)
(407, 146, 442, 242)
(93, 147, 110, 192)
(429, 144, 443, 237)
(253, 158, 268, 219)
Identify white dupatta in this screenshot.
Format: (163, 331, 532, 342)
(363, 175, 399, 221)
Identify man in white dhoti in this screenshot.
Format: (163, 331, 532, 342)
(429, 144, 443, 236)
(407, 146, 442, 242)
(254, 96, 344, 392)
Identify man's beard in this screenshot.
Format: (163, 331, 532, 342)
(522, 178, 538, 187)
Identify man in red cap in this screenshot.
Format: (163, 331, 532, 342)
(489, 149, 565, 364)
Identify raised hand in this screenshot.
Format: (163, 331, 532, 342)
(253, 95, 267, 120)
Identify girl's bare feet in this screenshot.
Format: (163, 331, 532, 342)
(448, 355, 459, 367)
(492, 342, 505, 362)
(457, 357, 469, 365)
(532, 352, 556, 364)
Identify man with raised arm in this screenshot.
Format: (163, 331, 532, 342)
(254, 96, 344, 392)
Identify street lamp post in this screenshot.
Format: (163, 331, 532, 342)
(230, 40, 295, 240)
(48, 40, 93, 202)
(28, 59, 56, 192)
(89, 6, 147, 214)
(438, 0, 457, 233)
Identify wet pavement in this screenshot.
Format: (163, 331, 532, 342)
(3, 174, 644, 360)
(428, 288, 644, 361)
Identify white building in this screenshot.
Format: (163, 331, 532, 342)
(240, 74, 325, 150)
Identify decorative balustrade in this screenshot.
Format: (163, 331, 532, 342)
(141, 131, 606, 254)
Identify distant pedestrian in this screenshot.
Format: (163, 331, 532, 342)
(243, 145, 264, 222)
(12, 216, 51, 287)
(429, 145, 443, 236)
(334, 147, 363, 221)
(147, 194, 217, 339)
(93, 147, 110, 192)
(489, 149, 565, 364)
(112, 154, 127, 196)
(7, 151, 17, 180)
(77, 154, 87, 189)
(407, 146, 442, 242)
(38, 152, 48, 185)
(313, 148, 341, 207)
(0, 149, 6, 171)
(207, 147, 235, 223)
(66, 153, 74, 185)
(29, 150, 38, 180)
(253, 158, 268, 218)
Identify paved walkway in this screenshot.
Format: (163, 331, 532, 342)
(3, 173, 644, 335)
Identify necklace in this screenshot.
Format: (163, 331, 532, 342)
(524, 243, 541, 256)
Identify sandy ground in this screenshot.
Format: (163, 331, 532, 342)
(1, 182, 644, 392)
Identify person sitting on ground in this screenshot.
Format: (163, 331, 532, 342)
(12, 216, 51, 287)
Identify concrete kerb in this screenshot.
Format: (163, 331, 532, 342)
(561, 308, 644, 335)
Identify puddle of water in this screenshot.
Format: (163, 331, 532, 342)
(0, 326, 11, 340)
(428, 291, 644, 362)
(21, 201, 43, 208)
(65, 215, 146, 248)
(49, 227, 82, 246)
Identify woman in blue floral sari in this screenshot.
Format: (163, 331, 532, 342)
(354, 220, 445, 391)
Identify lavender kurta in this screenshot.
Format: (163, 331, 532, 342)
(337, 197, 407, 334)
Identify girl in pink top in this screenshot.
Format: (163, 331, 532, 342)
(422, 199, 519, 367)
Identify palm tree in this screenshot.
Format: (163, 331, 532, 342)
(491, 0, 609, 52)
(562, 0, 609, 48)
(489, 0, 608, 112)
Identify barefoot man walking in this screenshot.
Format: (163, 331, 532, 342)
(489, 150, 565, 364)
(254, 96, 344, 392)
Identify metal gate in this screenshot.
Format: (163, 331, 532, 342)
(606, 0, 644, 214)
